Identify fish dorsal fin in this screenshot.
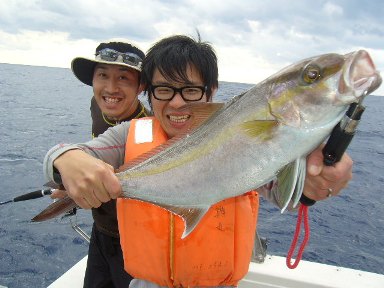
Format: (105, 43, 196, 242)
(158, 203, 210, 239)
(186, 102, 225, 131)
(116, 102, 224, 173)
(275, 157, 306, 212)
(240, 120, 278, 141)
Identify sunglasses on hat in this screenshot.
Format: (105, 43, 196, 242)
(96, 48, 143, 67)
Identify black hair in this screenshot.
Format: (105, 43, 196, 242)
(141, 34, 219, 106)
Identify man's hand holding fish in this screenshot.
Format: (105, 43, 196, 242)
(53, 149, 121, 209)
(304, 144, 353, 200)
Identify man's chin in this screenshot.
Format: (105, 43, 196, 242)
(102, 111, 121, 121)
(167, 123, 191, 137)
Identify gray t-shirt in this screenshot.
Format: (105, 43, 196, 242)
(44, 121, 131, 182)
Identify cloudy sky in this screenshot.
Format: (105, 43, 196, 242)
(1, 0, 383, 95)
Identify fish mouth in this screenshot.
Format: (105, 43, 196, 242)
(341, 50, 382, 99)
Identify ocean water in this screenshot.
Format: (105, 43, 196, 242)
(0, 63, 383, 287)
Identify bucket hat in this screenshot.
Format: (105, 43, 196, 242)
(71, 41, 145, 86)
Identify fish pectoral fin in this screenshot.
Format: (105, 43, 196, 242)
(240, 120, 278, 141)
(160, 204, 210, 239)
(291, 158, 306, 208)
(275, 157, 306, 212)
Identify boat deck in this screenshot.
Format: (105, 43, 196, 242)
(47, 254, 384, 288)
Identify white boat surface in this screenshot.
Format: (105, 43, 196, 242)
(47, 254, 384, 288)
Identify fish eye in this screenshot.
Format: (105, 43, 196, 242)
(302, 65, 321, 84)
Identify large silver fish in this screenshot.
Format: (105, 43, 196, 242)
(32, 50, 381, 238)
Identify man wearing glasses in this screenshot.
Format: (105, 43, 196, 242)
(52, 41, 149, 287)
(45, 35, 353, 287)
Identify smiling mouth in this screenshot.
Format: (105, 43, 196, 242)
(103, 96, 122, 104)
(168, 115, 191, 123)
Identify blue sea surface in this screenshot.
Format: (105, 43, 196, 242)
(0, 63, 383, 287)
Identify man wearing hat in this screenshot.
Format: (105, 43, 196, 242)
(72, 41, 149, 138)
(70, 40, 149, 287)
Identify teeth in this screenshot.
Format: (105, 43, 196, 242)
(104, 97, 121, 104)
(169, 115, 190, 123)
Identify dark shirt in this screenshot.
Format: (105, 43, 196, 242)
(90, 96, 150, 237)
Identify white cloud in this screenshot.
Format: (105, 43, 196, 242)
(216, 45, 278, 85)
(323, 2, 344, 17)
(0, 0, 382, 95)
(0, 30, 96, 68)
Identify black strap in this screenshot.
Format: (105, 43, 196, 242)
(299, 193, 316, 206)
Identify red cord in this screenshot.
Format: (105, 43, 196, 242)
(286, 204, 310, 269)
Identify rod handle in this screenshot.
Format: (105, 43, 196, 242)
(13, 189, 52, 202)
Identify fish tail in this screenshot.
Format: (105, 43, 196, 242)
(31, 196, 77, 222)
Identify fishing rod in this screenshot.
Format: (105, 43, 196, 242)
(322, 90, 367, 166)
(1, 184, 90, 242)
(0, 189, 54, 205)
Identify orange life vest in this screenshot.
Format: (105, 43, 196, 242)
(117, 117, 259, 287)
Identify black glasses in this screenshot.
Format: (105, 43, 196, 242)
(150, 85, 206, 101)
(96, 48, 143, 67)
